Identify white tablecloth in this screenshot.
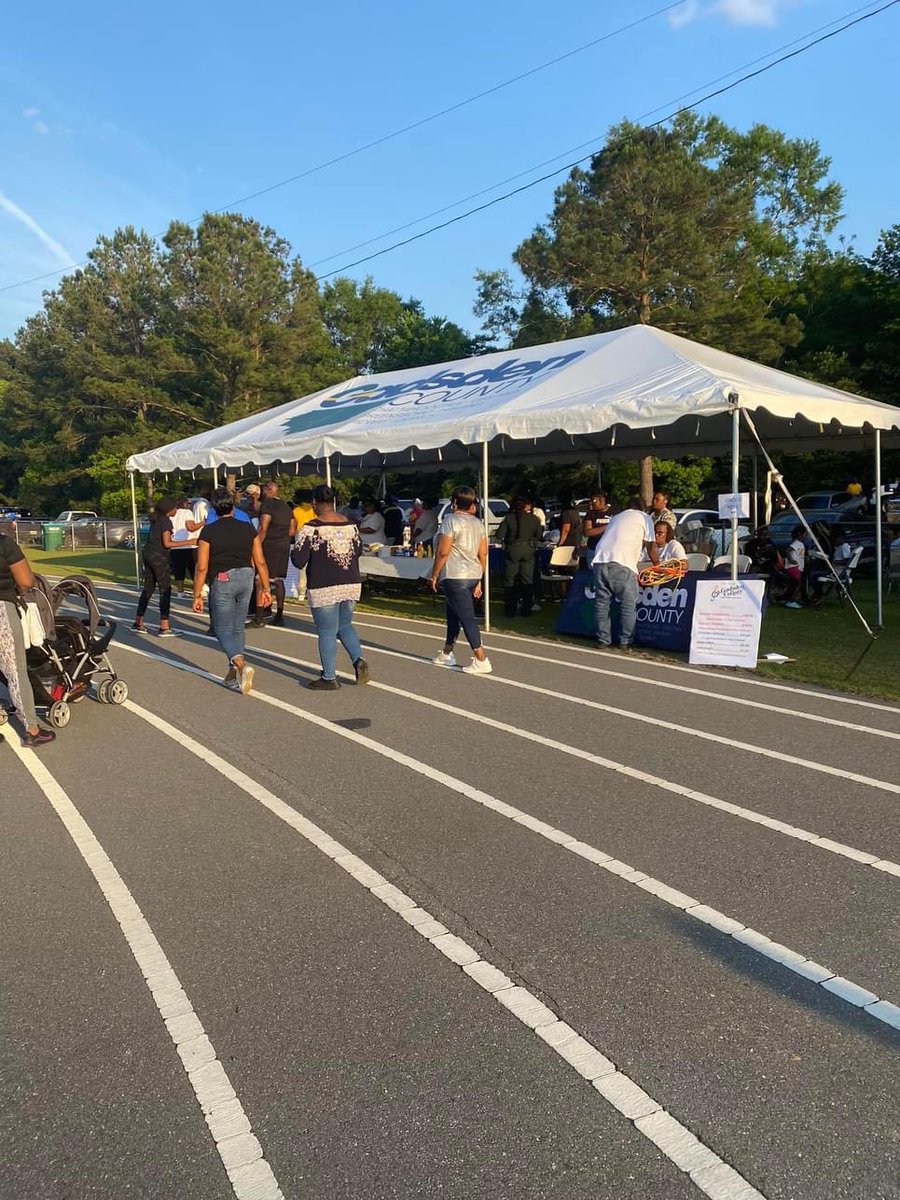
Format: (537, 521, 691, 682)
(359, 555, 431, 582)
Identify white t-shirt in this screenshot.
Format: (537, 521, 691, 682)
(359, 510, 385, 547)
(657, 539, 686, 562)
(192, 498, 210, 526)
(170, 508, 194, 543)
(788, 539, 806, 572)
(592, 509, 655, 573)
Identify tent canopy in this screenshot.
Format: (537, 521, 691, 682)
(126, 325, 900, 475)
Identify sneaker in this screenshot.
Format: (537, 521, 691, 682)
(201, 628, 216, 639)
(432, 650, 457, 667)
(785, 601, 803, 610)
(224, 665, 237, 686)
(23, 728, 56, 748)
(594, 640, 611, 650)
(531, 603, 542, 613)
(157, 628, 178, 638)
(307, 676, 340, 690)
(616, 644, 634, 653)
(238, 665, 255, 695)
(354, 657, 370, 685)
(271, 613, 285, 627)
(226, 679, 243, 692)
(131, 623, 147, 634)
(463, 656, 493, 675)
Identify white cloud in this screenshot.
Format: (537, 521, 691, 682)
(0, 190, 74, 266)
(21, 105, 40, 119)
(32, 120, 50, 136)
(670, 0, 795, 27)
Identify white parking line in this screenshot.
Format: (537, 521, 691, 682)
(96, 596, 900, 796)
(171, 626, 900, 877)
(120, 694, 770, 1200)
(89, 580, 900, 715)
(113, 639, 900, 1031)
(0, 726, 284, 1200)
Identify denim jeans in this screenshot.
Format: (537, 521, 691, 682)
(442, 578, 482, 651)
(310, 600, 362, 680)
(209, 567, 255, 664)
(593, 561, 638, 646)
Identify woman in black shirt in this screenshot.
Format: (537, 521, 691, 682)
(133, 497, 179, 636)
(0, 533, 55, 746)
(193, 489, 271, 694)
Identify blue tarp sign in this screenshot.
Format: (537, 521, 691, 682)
(554, 570, 699, 652)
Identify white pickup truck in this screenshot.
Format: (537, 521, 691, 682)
(56, 510, 98, 522)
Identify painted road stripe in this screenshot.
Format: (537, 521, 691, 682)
(120, 695, 770, 1200)
(91, 581, 900, 716)
(0, 726, 285, 1200)
(100, 603, 900, 874)
(199, 630, 900, 877)
(112, 639, 900, 1032)
(96, 596, 900, 797)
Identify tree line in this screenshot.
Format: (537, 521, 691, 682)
(1, 111, 897, 516)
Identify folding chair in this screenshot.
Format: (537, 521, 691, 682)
(540, 545, 579, 600)
(812, 545, 864, 607)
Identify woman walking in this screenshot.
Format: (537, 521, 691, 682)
(192, 489, 271, 693)
(290, 485, 369, 691)
(0, 533, 55, 746)
(133, 497, 183, 637)
(429, 486, 492, 675)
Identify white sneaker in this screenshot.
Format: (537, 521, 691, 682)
(432, 650, 457, 667)
(463, 656, 492, 675)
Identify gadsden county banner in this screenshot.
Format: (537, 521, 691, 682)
(554, 570, 699, 652)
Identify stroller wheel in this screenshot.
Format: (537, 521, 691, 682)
(107, 680, 129, 706)
(49, 701, 71, 729)
(0, 707, 8, 726)
(96, 680, 111, 704)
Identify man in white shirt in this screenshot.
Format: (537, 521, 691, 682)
(591, 497, 658, 651)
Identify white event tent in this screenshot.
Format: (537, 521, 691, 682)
(126, 324, 900, 625)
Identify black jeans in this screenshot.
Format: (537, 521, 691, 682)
(503, 545, 535, 615)
(137, 554, 171, 621)
(443, 578, 482, 651)
(169, 547, 194, 587)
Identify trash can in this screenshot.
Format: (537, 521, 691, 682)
(43, 523, 65, 551)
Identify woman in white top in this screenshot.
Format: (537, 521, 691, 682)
(428, 486, 492, 675)
(652, 521, 687, 563)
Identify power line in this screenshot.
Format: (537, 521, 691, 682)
(312, 0, 900, 282)
(307, 0, 884, 270)
(0, 2, 683, 296)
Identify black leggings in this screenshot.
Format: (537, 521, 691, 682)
(137, 555, 171, 621)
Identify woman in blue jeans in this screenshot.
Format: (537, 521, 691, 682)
(428, 486, 492, 675)
(193, 489, 271, 693)
(290, 485, 369, 691)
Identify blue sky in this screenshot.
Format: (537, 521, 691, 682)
(1, 0, 898, 341)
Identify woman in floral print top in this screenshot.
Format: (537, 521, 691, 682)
(290, 486, 368, 690)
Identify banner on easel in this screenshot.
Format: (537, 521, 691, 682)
(689, 579, 766, 669)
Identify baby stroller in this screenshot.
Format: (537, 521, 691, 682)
(0, 574, 128, 731)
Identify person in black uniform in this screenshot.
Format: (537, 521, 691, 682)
(496, 496, 543, 617)
(254, 481, 296, 626)
(133, 497, 179, 636)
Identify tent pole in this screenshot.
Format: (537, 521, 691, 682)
(482, 441, 491, 634)
(730, 397, 740, 581)
(875, 429, 883, 629)
(751, 454, 758, 529)
(325, 457, 332, 488)
(128, 471, 141, 587)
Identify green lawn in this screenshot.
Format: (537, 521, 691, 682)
(26, 547, 900, 701)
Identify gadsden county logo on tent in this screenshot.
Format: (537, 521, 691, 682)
(280, 350, 587, 436)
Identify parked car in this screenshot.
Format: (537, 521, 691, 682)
(795, 491, 852, 511)
(768, 509, 889, 574)
(71, 516, 149, 549)
(436, 497, 510, 535)
(673, 507, 721, 532)
(56, 509, 98, 523)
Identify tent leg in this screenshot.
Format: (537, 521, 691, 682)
(129, 471, 141, 587)
(482, 441, 491, 634)
(751, 454, 758, 529)
(212, 465, 218, 487)
(875, 429, 883, 628)
(325, 457, 332, 488)
(730, 399, 740, 581)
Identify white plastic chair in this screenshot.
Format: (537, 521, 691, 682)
(712, 554, 752, 573)
(685, 553, 710, 572)
(540, 545, 578, 600)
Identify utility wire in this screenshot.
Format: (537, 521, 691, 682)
(307, 0, 885, 270)
(312, 0, 900, 282)
(0, 1, 683, 295)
